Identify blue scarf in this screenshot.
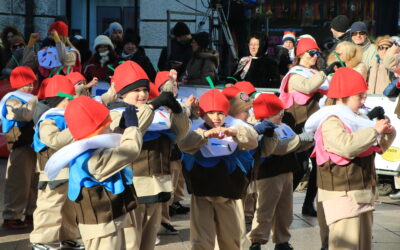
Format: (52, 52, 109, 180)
(182, 149, 253, 174)
(68, 149, 134, 201)
(1, 95, 29, 133)
(143, 130, 177, 142)
(32, 114, 67, 152)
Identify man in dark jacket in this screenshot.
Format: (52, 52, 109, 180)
(119, 29, 157, 82)
(157, 22, 193, 80)
(330, 15, 351, 51)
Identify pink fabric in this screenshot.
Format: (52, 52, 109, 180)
(396, 79, 400, 88)
(311, 118, 381, 166)
(279, 73, 314, 109)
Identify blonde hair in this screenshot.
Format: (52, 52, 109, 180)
(327, 41, 363, 68)
(375, 35, 391, 47)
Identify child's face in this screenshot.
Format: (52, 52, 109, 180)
(203, 111, 226, 128)
(265, 110, 284, 124)
(19, 83, 34, 94)
(343, 92, 367, 113)
(122, 87, 149, 107)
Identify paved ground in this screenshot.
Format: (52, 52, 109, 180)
(0, 158, 399, 250)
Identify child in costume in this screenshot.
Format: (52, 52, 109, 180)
(30, 75, 83, 249)
(305, 67, 396, 249)
(248, 93, 314, 250)
(45, 96, 143, 250)
(178, 89, 258, 250)
(0, 66, 38, 229)
(108, 61, 190, 250)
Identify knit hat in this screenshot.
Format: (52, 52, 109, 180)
(199, 89, 230, 117)
(253, 93, 284, 120)
(172, 22, 191, 37)
(282, 31, 296, 43)
(123, 31, 140, 46)
(49, 21, 68, 37)
(155, 71, 170, 90)
(66, 72, 86, 85)
(327, 67, 368, 98)
(149, 82, 160, 100)
(330, 15, 351, 33)
(44, 75, 76, 98)
(113, 61, 149, 95)
(296, 38, 319, 56)
(10, 66, 37, 89)
(65, 96, 110, 140)
(228, 92, 252, 117)
(108, 22, 123, 35)
(192, 32, 210, 49)
(377, 39, 393, 48)
(37, 78, 51, 99)
(93, 35, 114, 51)
(350, 21, 368, 35)
(234, 81, 256, 96)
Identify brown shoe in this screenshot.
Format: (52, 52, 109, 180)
(2, 219, 28, 229)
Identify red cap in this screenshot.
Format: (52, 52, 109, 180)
(222, 86, 241, 100)
(149, 82, 160, 100)
(37, 78, 51, 99)
(113, 61, 149, 94)
(66, 72, 86, 85)
(65, 96, 110, 140)
(327, 67, 368, 98)
(234, 81, 256, 96)
(295, 38, 319, 56)
(49, 21, 68, 37)
(199, 89, 230, 116)
(253, 93, 284, 120)
(10, 66, 37, 89)
(44, 75, 76, 98)
(155, 71, 170, 90)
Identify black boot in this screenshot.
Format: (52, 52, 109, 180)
(302, 203, 317, 217)
(249, 242, 261, 250)
(275, 242, 294, 250)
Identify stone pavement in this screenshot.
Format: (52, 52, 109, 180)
(0, 157, 399, 250)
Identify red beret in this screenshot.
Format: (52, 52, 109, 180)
(327, 67, 368, 98)
(66, 72, 86, 85)
(154, 71, 170, 90)
(113, 61, 149, 94)
(296, 38, 319, 56)
(49, 21, 68, 37)
(44, 75, 76, 98)
(222, 86, 241, 100)
(199, 89, 230, 116)
(234, 81, 256, 96)
(253, 93, 284, 120)
(10, 66, 37, 89)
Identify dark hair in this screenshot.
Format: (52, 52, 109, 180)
(247, 33, 268, 57)
(123, 28, 141, 46)
(1, 26, 21, 49)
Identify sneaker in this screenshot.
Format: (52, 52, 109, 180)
(171, 202, 190, 214)
(32, 243, 60, 250)
(2, 219, 28, 229)
(158, 222, 179, 235)
(155, 236, 160, 245)
(168, 205, 177, 217)
(301, 204, 317, 217)
(275, 242, 294, 250)
(249, 242, 261, 250)
(60, 240, 85, 249)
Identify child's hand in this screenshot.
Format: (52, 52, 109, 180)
(375, 119, 391, 135)
(204, 128, 224, 139)
(221, 127, 237, 137)
(86, 77, 98, 88)
(169, 69, 178, 83)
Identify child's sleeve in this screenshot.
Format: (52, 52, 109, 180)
(232, 125, 258, 150)
(170, 110, 191, 143)
(178, 128, 208, 155)
(39, 119, 74, 150)
(5, 97, 38, 121)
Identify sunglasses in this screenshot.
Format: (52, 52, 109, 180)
(12, 43, 24, 49)
(308, 50, 321, 57)
(378, 46, 391, 51)
(352, 31, 366, 36)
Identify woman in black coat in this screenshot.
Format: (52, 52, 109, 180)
(233, 33, 280, 88)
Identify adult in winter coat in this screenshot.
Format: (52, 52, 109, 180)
(157, 22, 193, 79)
(368, 37, 397, 94)
(329, 15, 351, 52)
(183, 32, 219, 86)
(350, 21, 377, 70)
(275, 31, 296, 76)
(2, 33, 40, 77)
(327, 41, 368, 79)
(119, 29, 157, 82)
(0, 26, 23, 72)
(234, 33, 280, 88)
(83, 35, 118, 82)
(305, 67, 396, 250)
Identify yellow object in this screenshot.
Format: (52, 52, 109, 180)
(52, 31, 61, 43)
(381, 146, 400, 162)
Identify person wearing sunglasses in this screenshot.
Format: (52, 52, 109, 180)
(279, 37, 334, 220)
(2, 33, 40, 79)
(327, 41, 367, 80)
(368, 37, 397, 94)
(350, 21, 378, 69)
